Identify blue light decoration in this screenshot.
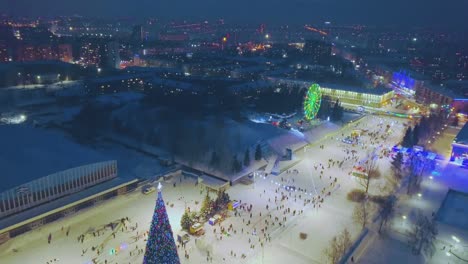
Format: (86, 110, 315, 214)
(143, 183, 180, 264)
(392, 70, 415, 89)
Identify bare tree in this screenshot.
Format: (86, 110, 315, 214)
(408, 210, 438, 257)
(357, 151, 381, 194)
(378, 195, 396, 233)
(407, 155, 426, 195)
(339, 228, 352, 255)
(323, 236, 341, 264)
(353, 201, 372, 230)
(323, 228, 353, 264)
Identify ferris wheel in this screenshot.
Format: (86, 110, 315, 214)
(303, 83, 322, 120)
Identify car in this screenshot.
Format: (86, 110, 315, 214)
(142, 186, 156, 194)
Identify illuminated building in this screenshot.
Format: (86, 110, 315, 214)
(16, 44, 73, 62)
(84, 73, 151, 94)
(58, 44, 73, 63)
(79, 41, 101, 66)
(451, 122, 468, 163)
(414, 82, 454, 109)
(269, 78, 394, 108)
(79, 39, 120, 69)
(36, 44, 58, 60)
(16, 45, 36, 61)
(319, 84, 394, 108)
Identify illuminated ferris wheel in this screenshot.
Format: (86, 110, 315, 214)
(303, 83, 322, 120)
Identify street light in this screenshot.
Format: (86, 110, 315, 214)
(452, 235, 460, 243)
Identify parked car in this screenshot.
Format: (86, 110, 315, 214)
(142, 186, 156, 194)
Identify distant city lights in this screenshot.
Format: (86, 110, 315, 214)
(0, 114, 27, 124)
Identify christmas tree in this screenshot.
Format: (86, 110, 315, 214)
(143, 182, 181, 264)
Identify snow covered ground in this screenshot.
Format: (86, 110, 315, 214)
(0, 115, 408, 264)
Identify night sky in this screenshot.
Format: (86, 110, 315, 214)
(1, 0, 466, 27)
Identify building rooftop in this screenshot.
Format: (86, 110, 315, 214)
(0, 125, 108, 192)
(422, 82, 462, 100)
(453, 122, 468, 145)
(0, 177, 138, 231)
(436, 189, 468, 230)
(320, 82, 393, 95)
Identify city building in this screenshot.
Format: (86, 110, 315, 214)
(15, 43, 73, 63)
(84, 73, 152, 94)
(303, 40, 332, 65)
(0, 161, 118, 219)
(414, 82, 456, 109)
(79, 39, 121, 69)
(16, 44, 37, 61)
(131, 25, 145, 42)
(451, 122, 468, 163)
(319, 83, 394, 108)
(58, 44, 73, 63)
(0, 41, 11, 62)
(0, 125, 138, 244)
(268, 77, 394, 108)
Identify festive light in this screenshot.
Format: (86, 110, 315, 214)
(143, 184, 180, 264)
(304, 83, 322, 120)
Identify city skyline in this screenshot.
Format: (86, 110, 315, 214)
(1, 0, 468, 28)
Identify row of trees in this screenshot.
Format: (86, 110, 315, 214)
(401, 112, 449, 148)
(252, 84, 306, 114)
(317, 97, 345, 122)
(218, 144, 263, 173)
(180, 191, 231, 231)
(392, 135, 439, 259)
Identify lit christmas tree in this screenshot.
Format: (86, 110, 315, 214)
(143, 182, 181, 264)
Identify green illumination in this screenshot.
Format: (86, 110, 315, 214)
(304, 83, 322, 120)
